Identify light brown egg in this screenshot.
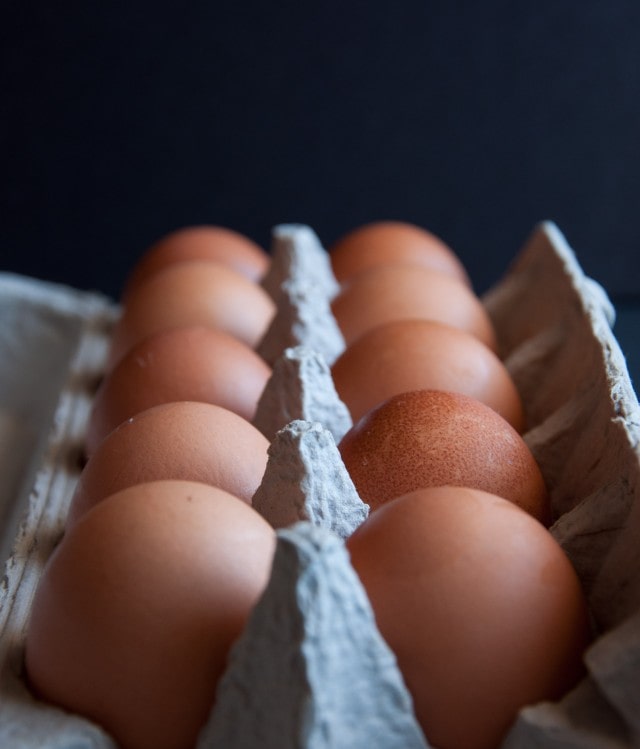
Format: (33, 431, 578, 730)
(329, 220, 471, 286)
(331, 264, 498, 352)
(331, 319, 524, 430)
(86, 325, 272, 457)
(347, 486, 591, 749)
(67, 401, 269, 528)
(122, 224, 270, 299)
(26, 480, 276, 749)
(338, 389, 550, 523)
(107, 260, 276, 371)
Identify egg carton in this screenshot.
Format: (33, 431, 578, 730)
(1, 221, 639, 748)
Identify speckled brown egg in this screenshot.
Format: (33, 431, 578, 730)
(122, 224, 270, 299)
(329, 220, 471, 286)
(331, 319, 524, 430)
(67, 401, 270, 528)
(331, 264, 498, 352)
(338, 389, 550, 523)
(107, 261, 276, 371)
(86, 325, 272, 457)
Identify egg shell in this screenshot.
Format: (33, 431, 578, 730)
(331, 264, 498, 351)
(107, 260, 276, 371)
(346, 486, 591, 749)
(121, 224, 269, 299)
(331, 318, 525, 430)
(24, 480, 276, 749)
(329, 220, 471, 287)
(85, 325, 272, 457)
(67, 401, 270, 528)
(338, 389, 550, 523)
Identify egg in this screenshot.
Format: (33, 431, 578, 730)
(338, 389, 550, 523)
(329, 220, 471, 287)
(331, 264, 498, 351)
(346, 486, 591, 749)
(331, 319, 524, 430)
(122, 224, 270, 299)
(25, 480, 276, 749)
(67, 401, 270, 528)
(107, 260, 276, 371)
(85, 325, 272, 457)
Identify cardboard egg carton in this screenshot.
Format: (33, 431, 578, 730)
(1, 220, 639, 748)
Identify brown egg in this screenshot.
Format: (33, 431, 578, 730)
(347, 486, 591, 749)
(338, 389, 550, 523)
(86, 325, 272, 457)
(26, 480, 276, 749)
(329, 220, 471, 286)
(331, 264, 498, 352)
(107, 260, 276, 371)
(67, 401, 269, 528)
(331, 319, 524, 430)
(122, 224, 270, 299)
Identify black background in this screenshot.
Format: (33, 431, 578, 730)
(2, 2, 639, 378)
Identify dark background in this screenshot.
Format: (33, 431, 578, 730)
(2, 2, 639, 380)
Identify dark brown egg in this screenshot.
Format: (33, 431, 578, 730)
(338, 389, 550, 523)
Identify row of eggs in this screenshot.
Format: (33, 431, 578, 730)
(24, 222, 591, 749)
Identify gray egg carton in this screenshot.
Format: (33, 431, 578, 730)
(1, 221, 639, 748)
